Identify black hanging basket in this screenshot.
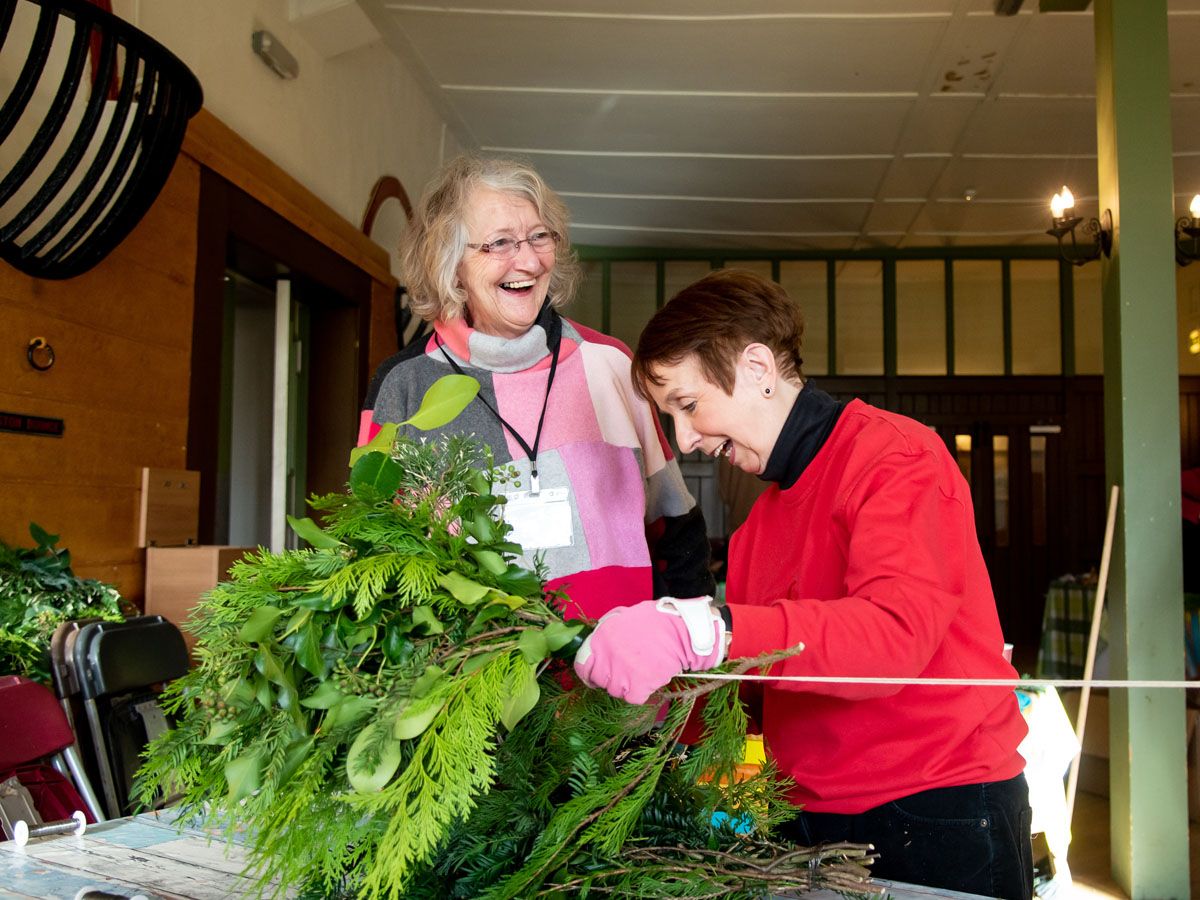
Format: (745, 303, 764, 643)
(0, 0, 202, 279)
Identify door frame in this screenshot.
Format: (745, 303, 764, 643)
(188, 170, 373, 544)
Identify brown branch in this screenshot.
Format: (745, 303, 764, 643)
(658, 645, 806, 703)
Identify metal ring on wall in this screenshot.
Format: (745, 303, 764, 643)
(27, 337, 55, 371)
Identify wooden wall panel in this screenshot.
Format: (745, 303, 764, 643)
(0, 156, 200, 605)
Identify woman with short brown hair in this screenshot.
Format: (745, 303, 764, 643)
(576, 268, 1033, 898)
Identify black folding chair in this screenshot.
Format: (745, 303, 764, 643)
(71, 616, 189, 818)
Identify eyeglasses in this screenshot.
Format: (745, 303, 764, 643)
(466, 230, 559, 259)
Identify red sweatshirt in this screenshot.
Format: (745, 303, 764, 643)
(725, 399, 1027, 814)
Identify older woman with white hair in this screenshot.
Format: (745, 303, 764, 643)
(358, 155, 713, 619)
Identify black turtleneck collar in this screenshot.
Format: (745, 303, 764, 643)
(759, 381, 845, 490)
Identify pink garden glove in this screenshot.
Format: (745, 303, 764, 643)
(573, 597, 726, 705)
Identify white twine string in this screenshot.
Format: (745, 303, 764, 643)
(678, 672, 1198, 690)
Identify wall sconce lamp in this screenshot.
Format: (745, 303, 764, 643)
(1175, 195, 1200, 267)
(1046, 186, 1112, 266)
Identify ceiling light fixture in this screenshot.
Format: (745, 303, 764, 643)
(1175, 195, 1200, 267)
(1046, 185, 1112, 267)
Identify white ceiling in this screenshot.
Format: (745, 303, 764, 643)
(346, 0, 1200, 251)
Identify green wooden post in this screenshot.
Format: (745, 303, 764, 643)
(1094, 1, 1190, 895)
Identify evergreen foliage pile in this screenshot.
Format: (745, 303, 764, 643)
(0, 522, 128, 683)
(136, 377, 877, 898)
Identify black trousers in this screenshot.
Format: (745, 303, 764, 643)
(776, 773, 1034, 900)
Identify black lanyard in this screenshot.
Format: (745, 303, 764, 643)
(435, 314, 561, 494)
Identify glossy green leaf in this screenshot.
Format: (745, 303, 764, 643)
(470, 548, 507, 575)
(500, 665, 540, 731)
(348, 422, 398, 468)
(347, 724, 403, 793)
(223, 677, 255, 706)
(411, 605, 444, 635)
(401, 374, 480, 430)
(225, 750, 264, 802)
(239, 606, 285, 643)
(437, 571, 490, 606)
(468, 511, 495, 542)
(254, 675, 273, 710)
(290, 590, 338, 611)
(201, 720, 237, 745)
(277, 736, 315, 788)
(393, 698, 444, 740)
(286, 515, 344, 549)
(411, 664, 445, 699)
(517, 629, 549, 664)
(542, 621, 584, 654)
(349, 451, 404, 500)
(494, 565, 542, 597)
(294, 623, 327, 679)
(324, 695, 376, 730)
(300, 680, 345, 709)
(460, 649, 500, 675)
(469, 603, 511, 635)
(382, 627, 413, 665)
(254, 645, 287, 684)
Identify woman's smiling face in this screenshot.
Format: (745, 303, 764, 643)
(457, 186, 556, 338)
(645, 353, 782, 476)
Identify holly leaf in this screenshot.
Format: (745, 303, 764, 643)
(401, 374, 479, 431)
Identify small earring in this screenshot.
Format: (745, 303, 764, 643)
(763, 387, 772, 397)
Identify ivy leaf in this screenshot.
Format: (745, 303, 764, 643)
(287, 515, 344, 549)
(500, 664, 540, 731)
(294, 623, 327, 679)
(240, 606, 285, 643)
(437, 571, 490, 606)
(348, 422, 398, 468)
(347, 724, 403, 793)
(349, 452, 404, 501)
(382, 627, 413, 664)
(401, 374, 479, 431)
(225, 750, 264, 802)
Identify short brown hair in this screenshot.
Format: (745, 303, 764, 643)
(399, 155, 581, 323)
(632, 269, 805, 399)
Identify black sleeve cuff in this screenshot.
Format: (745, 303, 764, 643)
(718, 603, 733, 633)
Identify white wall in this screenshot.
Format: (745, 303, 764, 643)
(112, 0, 461, 276)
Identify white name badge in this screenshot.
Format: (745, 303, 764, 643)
(501, 488, 573, 550)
